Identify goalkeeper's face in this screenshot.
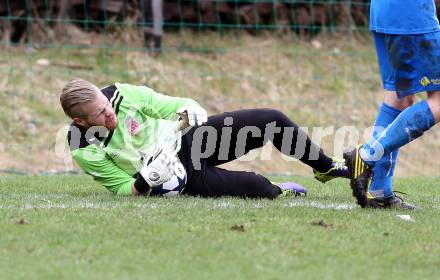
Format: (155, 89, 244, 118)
(75, 93, 118, 130)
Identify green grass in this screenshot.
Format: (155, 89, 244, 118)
(1, 175, 439, 279)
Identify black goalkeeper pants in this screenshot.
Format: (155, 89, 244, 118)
(178, 108, 332, 199)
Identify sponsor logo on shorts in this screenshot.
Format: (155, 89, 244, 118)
(420, 76, 431, 87)
(430, 78, 440, 85)
(420, 76, 440, 87)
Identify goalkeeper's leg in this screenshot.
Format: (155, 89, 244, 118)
(183, 166, 305, 199)
(199, 108, 347, 178)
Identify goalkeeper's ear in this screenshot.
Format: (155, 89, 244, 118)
(73, 117, 88, 128)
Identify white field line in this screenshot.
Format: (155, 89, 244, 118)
(0, 200, 355, 210)
(288, 200, 355, 210)
(0, 193, 70, 200)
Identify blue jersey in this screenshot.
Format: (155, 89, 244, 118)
(370, 0, 440, 34)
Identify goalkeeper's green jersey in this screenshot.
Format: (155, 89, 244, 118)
(67, 83, 202, 195)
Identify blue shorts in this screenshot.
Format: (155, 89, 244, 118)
(373, 31, 440, 98)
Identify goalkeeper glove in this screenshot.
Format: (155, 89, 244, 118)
(140, 146, 177, 187)
(177, 106, 208, 127)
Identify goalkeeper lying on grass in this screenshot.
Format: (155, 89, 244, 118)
(60, 79, 348, 198)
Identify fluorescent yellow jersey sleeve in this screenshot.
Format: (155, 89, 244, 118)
(71, 145, 134, 195)
(67, 83, 203, 195)
(114, 82, 202, 120)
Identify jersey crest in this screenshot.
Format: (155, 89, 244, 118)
(125, 116, 141, 135)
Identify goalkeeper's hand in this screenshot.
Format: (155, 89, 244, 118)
(140, 147, 177, 187)
(177, 106, 208, 128)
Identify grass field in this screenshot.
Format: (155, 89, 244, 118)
(1, 175, 439, 279)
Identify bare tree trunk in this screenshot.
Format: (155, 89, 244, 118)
(52, 0, 69, 41)
(141, 0, 163, 56)
(333, 2, 356, 37)
(152, 0, 163, 37)
(1, 19, 10, 48)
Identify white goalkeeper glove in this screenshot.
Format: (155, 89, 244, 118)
(177, 106, 208, 127)
(140, 146, 177, 187)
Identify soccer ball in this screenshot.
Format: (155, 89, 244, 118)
(150, 161, 187, 197)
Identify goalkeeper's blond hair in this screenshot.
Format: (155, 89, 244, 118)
(60, 79, 100, 118)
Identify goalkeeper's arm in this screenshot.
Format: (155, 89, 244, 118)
(132, 147, 177, 195)
(72, 146, 148, 196)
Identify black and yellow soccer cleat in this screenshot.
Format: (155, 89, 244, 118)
(313, 158, 349, 183)
(343, 145, 372, 207)
(366, 191, 418, 210)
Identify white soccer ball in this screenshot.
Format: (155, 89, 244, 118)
(150, 161, 187, 197)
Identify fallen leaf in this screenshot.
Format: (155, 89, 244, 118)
(311, 219, 332, 228)
(231, 224, 246, 232)
(17, 218, 28, 225)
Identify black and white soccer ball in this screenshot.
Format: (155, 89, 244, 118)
(150, 161, 187, 197)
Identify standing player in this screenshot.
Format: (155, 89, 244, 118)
(60, 79, 348, 198)
(344, 0, 440, 209)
